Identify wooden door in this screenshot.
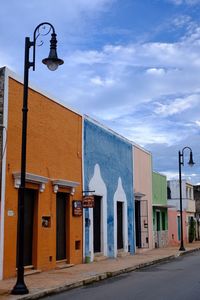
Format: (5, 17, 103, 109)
(117, 202, 123, 249)
(17, 189, 36, 266)
(56, 193, 67, 261)
(156, 211, 161, 248)
(135, 200, 141, 248)
(156, 211, 160, 231)
(93, 196, 101, 253)
(177, 216, 181, 241)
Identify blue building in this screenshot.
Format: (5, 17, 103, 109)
(83, 117, 135, 261)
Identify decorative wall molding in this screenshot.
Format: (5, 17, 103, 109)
(52, 179, 79, 195)
(13, 172, 49, 192)
(134, 192, 146, 200)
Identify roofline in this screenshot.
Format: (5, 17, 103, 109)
(1, 66, 83, 117)
(84, 114, 132, 145)
(1, 66, 152, 155)
(84, 114, 151, 155)
(133, 142, 152, 155)
(167, 179, 194, 186)
(153, 170, 167, 179)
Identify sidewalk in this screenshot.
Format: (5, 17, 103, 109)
(1, 242, 200, 300)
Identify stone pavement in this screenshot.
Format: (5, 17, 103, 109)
(1, 242, 200, 300)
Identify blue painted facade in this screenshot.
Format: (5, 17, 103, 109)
(84, 118, 135, 259)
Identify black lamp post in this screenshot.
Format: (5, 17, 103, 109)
(11, 22, 64, 295)
(178, 146, 195, 251)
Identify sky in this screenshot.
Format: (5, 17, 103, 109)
(0, 0, 200, 184)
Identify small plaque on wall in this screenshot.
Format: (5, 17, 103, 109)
(73, 200, 82, 216)
(7, 210, 14, 217)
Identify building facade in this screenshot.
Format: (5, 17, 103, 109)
(193, 185, 200, 240)
(167, 179, 195, 245)
(0, 67, 83, 279)
(133, 145, 153, 251)
(152, 172, 168, 248)
(0, 66, 161, 279)
(83, 117, 134, 261)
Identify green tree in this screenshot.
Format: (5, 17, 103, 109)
(189, 217, 196, 243)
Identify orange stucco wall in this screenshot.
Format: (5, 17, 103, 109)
(133, 146, 153, 249)
(3, 77, 83, 278)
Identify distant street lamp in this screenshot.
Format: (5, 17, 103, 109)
(178, 146, 195, 251)
(11, 22, 64, 295)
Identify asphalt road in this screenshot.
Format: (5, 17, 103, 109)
(45, 251, 200, 300)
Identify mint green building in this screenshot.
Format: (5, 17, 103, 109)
(152, 172, 168, 248)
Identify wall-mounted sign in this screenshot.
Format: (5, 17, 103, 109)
(144, 222, 148, 229)
(82, 195, 95, 208)
(42, 216, 51, 228)
(72, 200, 82, 216)
(7, 210, 14, 217)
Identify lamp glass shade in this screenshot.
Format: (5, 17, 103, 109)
(188, 151, 195, 167)
(42, 57, 64, 71)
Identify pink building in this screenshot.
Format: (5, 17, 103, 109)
(168, 210, 187, 246)
(133, 145, 153, 251)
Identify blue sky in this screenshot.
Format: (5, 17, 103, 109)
(1, 0, 200, 183)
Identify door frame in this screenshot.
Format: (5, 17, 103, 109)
(89, 193, 107, 261)
(56, 192, 70, 262)
(17, 187, 38, 269)
(88, 164, 107, 262)
(113, 178, 128, 257)
(156, 209, 161, 248)
(93, 195, 102, 253)
(135, 200, 142, 248)
(117, 201, 124, 250)
(177, 215, 181, 241)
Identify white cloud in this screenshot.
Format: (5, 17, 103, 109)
(90, 76, 115, 87)
(146, 68, 166, 75)
(162, 171, 198, 182)
(127, 126, 174, 145)
(172, 15, 192, 28)
(161, 171, 178, 180)
(168, 0, 200, 5)
(66, 50, 105, 65)
(60, 33, 200, 122)
(154, 94, 199, 117)
(104, 116, 184, 146)
(195, 120, 200, 126)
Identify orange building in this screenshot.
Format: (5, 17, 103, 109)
(0, 67, 83, 279)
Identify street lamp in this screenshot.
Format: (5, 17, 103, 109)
(178, 146, 195, 251)
(11, 22, 64, 295)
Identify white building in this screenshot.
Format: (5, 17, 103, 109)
(168, 179, 195, 213)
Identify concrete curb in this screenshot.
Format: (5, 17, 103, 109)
(179, 247, 200, 256)
(15, 248, 200, 300)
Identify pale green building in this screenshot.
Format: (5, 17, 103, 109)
(152, 172, 168, 248)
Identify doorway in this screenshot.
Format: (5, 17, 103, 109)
(156, 211, 160, 231)
(156, 211, 161, 248)
(177, 216, 181, 241)
(56, 192, 68, 261)
(17, 188, 36, 267)
(117, 202, 123, 249)
(135, 200, 141, 248)
(93, 196, 101, 253)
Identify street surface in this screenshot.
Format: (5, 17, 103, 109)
(45, 251, 200, 300)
